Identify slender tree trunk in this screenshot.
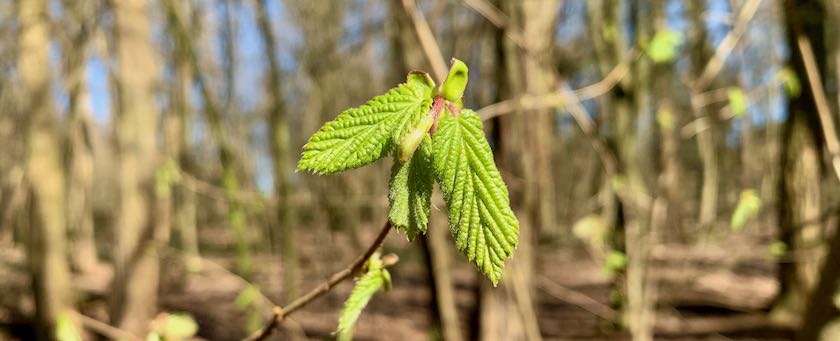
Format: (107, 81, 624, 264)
(689, 1, 720, 228)
(163, 0, 253, 280)
(167, 0, 201, 272)
(772, 0, 827, 327)
(253, 0, 298, 301)
(480, 1, 554, 340)
(63, 0, 99, 272)
(111, 0, 162, 334)
(18, 0, 77, 336)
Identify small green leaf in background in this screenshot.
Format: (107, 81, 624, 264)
(572, 214, 608, 250)
(731, 189, 761, 231)
(603, 250, 628, 277)
(389, 136, 434, 240)
(297, 72, 435, 174)
(727, 87, 748, 118)
(235, 285, 265, 333)
(440, 58, 469, 102)
(645, 29, 683, 63)
(148, 313, 198, 341)
(775, 67, 801, 98)
(337, 254, 391, 340)
(770, 240, 788, 259)
(656, 109, 674, 132)
(432, 109, 519, 285)
(55, 311, 81, 341)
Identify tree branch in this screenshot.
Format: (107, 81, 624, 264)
(243, 220, 394, 341)
(400, 0, 448, 82)
(477, 61, 631, 120)
(691, 0, 762, 91)
(70, 311, 143, 341)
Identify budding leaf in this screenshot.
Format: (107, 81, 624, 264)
(731, 189, 761, 231)
(432, 109, 519, 285)
(389, 136, 434, 240)
(298, 72, 435, 174)
(440, 58, 469, 102)
(337, 255, 390, 339)
(399, 116, 434, 163)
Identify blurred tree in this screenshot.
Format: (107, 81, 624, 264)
(111, 0, 162, 334)
(61, 0, 100, 272)
(18, 0, 77, 336)
(252, 0, 299, 301)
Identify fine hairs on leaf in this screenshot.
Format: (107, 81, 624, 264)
(297, 72, 435, 174)
(432, 109, 519, 285)
(297, 58, 520, 334)
(389, 136, 434, 240)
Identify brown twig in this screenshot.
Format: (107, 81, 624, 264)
(243, 220, 394, 341)
(70, 311, 144, 341)
(691, 0, 762, 91)
(537, 276, 619, 321)
(400, 0, 447, 82)
(477, 60, 631, 120)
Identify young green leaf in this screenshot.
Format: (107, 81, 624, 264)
(645, 29, 683, 63)
(298, 72, 435, 174)
(727, 87, 748, 118)
(399, 116, 434, 163)
(731, 189, 761, 231)
(337, 255, 390, 339)
(432, 109, 519, 285)
(440, 58, 469, 102)
(389, 136, 434, 240)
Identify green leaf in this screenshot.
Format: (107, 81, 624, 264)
(298, 72, 435, 174)
(162, 313, 199, 340)
(389, 136, 434, 240)
(727, 87, 748, 118)
(440, 58, 469, 101)
(432, 109, 519, 285)
(731, 189, 761, 231)
(337, 255, 390, 339)
(603, 250, 628, 276)
(645, 29, 683, 63)
(776, 67, 801, 98)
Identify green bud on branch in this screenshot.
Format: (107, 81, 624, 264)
(440, 58, 468, 102)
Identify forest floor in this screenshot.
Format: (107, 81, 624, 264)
(0, 222, 794, 341)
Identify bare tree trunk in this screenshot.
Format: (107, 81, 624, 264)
(422, 214, 464, 341)
(63, 0, 99, 273)
(253, 0, 298, 301)
(163, 0, 253, 280)
(18, 0, 77, 336)
(167, 0, 200, 272)
(111, 0, 162, 334)
(772, 0, 827, 327)
(689, 1, 720, 228)
(479, 1, 554, 340)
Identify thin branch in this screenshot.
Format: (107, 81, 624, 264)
(537, 276, 619, 321)
(70, 311, 144, 341)
(400, 0, 448, 82)
(692, 0, 762, 91)
(244, 220, 394, 341)
(459, 0, 527, 50)
(477, 61, 632, 120)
